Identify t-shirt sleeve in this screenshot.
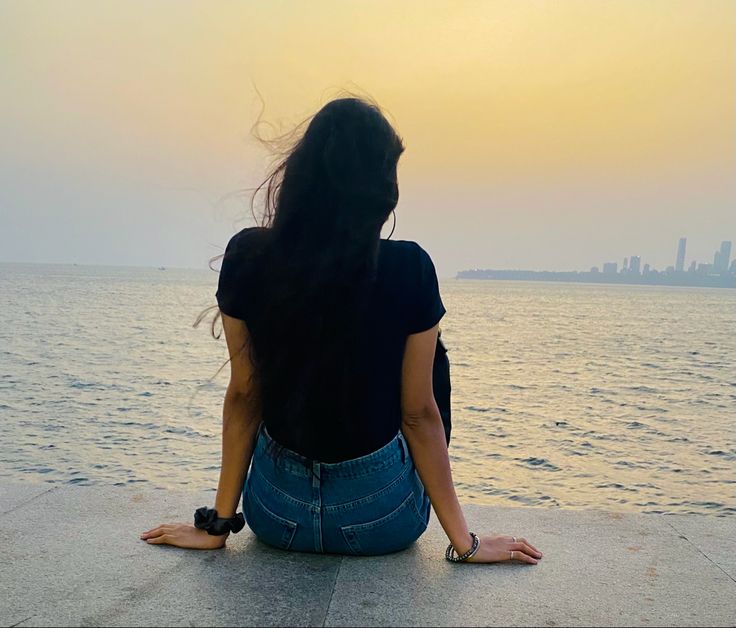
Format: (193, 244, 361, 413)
(215, 229, 255, 321)
(406, 243, 446, 334)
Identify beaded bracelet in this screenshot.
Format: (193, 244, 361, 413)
(445, 532, 480, 563)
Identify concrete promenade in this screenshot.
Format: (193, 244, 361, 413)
(1, 480, 735, 627)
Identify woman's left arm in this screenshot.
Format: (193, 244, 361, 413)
(140, 313, 260, 550)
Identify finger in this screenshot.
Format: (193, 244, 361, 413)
(141, 525, 164, 535)
(509, 542, 541, 558)
(518, 537, 543, 555)
(156, 523, 187, 533)
(509, 549, 538, 564)
(141, 523, 177, 535)
(141, 528, 168, 539)
(145, 534, 172, 545)
(141, 524, 179, 538)
(511, 542, 542, 558)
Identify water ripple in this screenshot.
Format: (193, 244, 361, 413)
(1, 266, 734, 516)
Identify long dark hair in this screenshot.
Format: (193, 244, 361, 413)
(202, 96, 405, 455)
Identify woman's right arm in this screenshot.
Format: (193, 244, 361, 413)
(400, 323, 543, 564)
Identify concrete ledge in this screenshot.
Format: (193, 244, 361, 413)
(1, 481, 734, 627)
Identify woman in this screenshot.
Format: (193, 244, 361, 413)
(141, 97, 543, 565)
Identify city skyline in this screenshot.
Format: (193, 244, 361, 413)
(461, 235, 735, 276)
(593, 237, 735, 277)
(458, 235, 736, 288)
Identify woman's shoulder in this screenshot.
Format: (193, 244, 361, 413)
(224, 226, 269, 257)
(379, 238, 436, 271)
(217, 227, 270, 319)
(379, 237, 428, 256)
(379, 238, 444, 331)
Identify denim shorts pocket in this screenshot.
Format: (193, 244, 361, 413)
(244, 487, 298, 551)
(340, 492, 428, 556)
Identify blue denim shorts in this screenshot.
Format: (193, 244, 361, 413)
(242, 423, 431, 555)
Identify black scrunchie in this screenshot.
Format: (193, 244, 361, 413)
(194, 506, 246, 536)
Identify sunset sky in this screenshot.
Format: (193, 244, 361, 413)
(1, 0, 734, 276)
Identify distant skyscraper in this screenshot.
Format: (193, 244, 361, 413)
(688, 260, 697, 273)
(643, 263, 651, 275)
(676, 237, 686, 272)
(714, 250, 722, 270)
(629, 255, 641, 275)
(602, 262, 617, 274)
(719, 241, 732, 272)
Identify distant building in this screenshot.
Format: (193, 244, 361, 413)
(590, 266, 600, 273)
(731, 259, 736, 274)
(602, 262, 618, 274)
(676, 237, 686, 272)
(697, 263, 714, 275)
(688, 260, 697, 273)
(643, 263, 651, 275)
(622, 257, 629, 273)
(714, 250, 722, 270)
(666, 265, 675, 273)
(629, 255, 641, 275)
(718, 241, 732, 272)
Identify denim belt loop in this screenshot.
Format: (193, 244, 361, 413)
(397, 431, 407, 464)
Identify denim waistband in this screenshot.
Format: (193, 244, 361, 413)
(254, 423, 409, 479)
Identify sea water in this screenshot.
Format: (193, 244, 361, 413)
(1, 263, 734, 515)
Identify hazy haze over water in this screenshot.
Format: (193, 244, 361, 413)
(1, 1, 735, 275)
(2, 263, 734, 516)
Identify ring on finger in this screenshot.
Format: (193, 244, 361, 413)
(509, 550, 514, 560)
(512, 536, 517, 543)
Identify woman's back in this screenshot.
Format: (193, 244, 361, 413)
(142, 96, 542, 566)
(216, 226, 446, 462)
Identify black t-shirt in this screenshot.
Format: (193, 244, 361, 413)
(216, 227, 446, 461)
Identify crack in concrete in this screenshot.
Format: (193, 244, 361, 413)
(2, 485, 59, 517)
(9, 616, 34, 627)
(79, 554, 190, 626)
(321, 555, 344, 627)
(664, 518, 736, 585)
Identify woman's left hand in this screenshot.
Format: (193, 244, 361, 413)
(140, 523, 229, 550)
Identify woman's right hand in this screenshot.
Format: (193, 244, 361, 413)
(465, 533, 543, 564)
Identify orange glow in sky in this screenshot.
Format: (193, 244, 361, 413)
(1, 0, 734, 273)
